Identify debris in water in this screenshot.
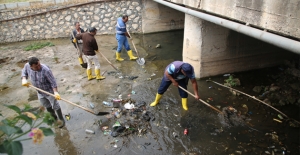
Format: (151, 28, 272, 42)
(147, 78, 151, 81)
(85, 129, 95, 134)
(173, 132, 178, 138)
(151, 73, 156, 77)
(155, 44, 161, 48)
(131, 91, 136, 94)
(102, 101, 112, 107)
(89, 102, 95, 109)
(65, 113, 71, 121)
(223, 74, 230, 76)
(273, 118, 282, 123)
(277, 114, 283, 120)
(184, 129, 188, 135)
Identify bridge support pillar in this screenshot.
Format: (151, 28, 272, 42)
(183, 14, 295, 78)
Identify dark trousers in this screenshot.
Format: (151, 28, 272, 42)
(157, 77, 188, 98)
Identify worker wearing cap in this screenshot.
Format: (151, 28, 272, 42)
(71, 22, 87, 68)
(115, 14, 138, 61)
(73, 27, 105, 80)
(150, 61, 199, 110)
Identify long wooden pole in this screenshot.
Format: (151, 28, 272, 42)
(178, 85, 222, 113)
(29, 85, 109, 116)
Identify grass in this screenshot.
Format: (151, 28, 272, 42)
(24, 42, 54, 51)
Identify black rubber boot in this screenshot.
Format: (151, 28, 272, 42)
(46, 107, 57, 120)
(56, 109, 65, 128)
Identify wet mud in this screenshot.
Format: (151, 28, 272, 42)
(0, 30, 299, 155)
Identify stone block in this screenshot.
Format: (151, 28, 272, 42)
(0, 4, 6, 10)
(17, 2, 30, 8)
(55, 0, 64, 4)
(5, 3, 17, 9)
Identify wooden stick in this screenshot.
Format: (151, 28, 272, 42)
(127, 31, 141, 58)
(178, 86, 222, 113)
(207, 79, 300, 125)
(29, 85, 109, 116)
(97, 51, 120, 72)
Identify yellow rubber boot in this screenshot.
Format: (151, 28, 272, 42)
(78, 57, 84, 65)
(182, 98, 188, 110)
(116, 52, 124, 61)
(150, 93, 162, 106)
(95, 69, 105, 80)
(86, 69, 96, 80)
(127, 50, 137, 60)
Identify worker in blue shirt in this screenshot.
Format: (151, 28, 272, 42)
(150, 61, 199, 110)
(115, 14, 137, 61)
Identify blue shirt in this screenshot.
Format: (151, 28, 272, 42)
(116, 17, 126, 35)
(22, 63, 57, 96)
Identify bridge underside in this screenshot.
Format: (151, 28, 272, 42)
(143, 0, 296, 78)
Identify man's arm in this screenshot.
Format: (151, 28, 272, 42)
(165, 70, 178, 87)
(190, 78, 199, 99)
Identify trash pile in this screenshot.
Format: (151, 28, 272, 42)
(218, 106, 251, 128)
(89, 96, 155, 138)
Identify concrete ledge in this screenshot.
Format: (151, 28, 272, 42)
(4, 3, 17, 9)
(17, 2, 30, 8)
(0, 4, 6, 10)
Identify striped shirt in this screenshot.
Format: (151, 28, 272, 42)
(22, 63, 57, 96)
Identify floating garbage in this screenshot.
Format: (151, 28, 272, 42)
(118, 95, 122, 99)
(277, 114, 283, 120)
(65, 113, 71, 121)
(209, 86, 213, 89)
(124, 103, 135, 109)
(273, 118, 282, 123)
(103, 130, 111, 135)
(103, 101, 112, 107)
(223, 74, 230, 76)
(184, 129, 188, 135)
(102, 126, 109, 131)
(151, 73, 156, 77)
(173, 132, 178, 138)
(89, 102, 95, 109)
(155, 44, 161, 48)
(147, 78, 151, 81)
(131, 91, 136, 94)
(85, 129, 95, 134)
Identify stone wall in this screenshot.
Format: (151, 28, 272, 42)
(0, 0, 143, 43)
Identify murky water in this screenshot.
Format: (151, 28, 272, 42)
(1, 30, 299, 155)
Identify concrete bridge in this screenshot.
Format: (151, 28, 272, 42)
(1, 0, 299, 78)
(145, 0, 300, 78)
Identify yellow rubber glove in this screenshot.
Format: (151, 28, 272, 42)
(22, 79, 30, 87)
(73, 38, 77, 43)
(54, 92, 61, 100)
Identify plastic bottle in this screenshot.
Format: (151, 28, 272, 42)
(102, 101, 111, 106)
(85, 129, 95, 134)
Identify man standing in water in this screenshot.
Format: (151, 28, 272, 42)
(115, 14, 138, 61)
(21, 57, 65, 128)
(74, 27, 105, 80)
(150, 61, 199, 110)
(71, 21, 87, 68)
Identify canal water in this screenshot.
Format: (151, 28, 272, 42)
(1, 30, 299, 155)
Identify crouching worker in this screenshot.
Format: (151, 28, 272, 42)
(74, 27, 105, 80)
(21, 57, 65, 128)
(150, 61, 199, 110)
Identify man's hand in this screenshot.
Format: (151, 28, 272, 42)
(54, 92, 61, 100)
(22, 79, 30, 87)
(72, 38, 77, 43)
(95, 50, 99, 53)
(194, 94, 200, 100)
(172, 81, 179, 87)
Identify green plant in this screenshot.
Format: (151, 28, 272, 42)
(24, 42, 54, 51)
(224, 75, 237, 87)
(0, 104, 55, 155)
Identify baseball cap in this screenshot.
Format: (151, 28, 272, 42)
(181, 63, 194, 78)
(89, 27, 97, 32)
